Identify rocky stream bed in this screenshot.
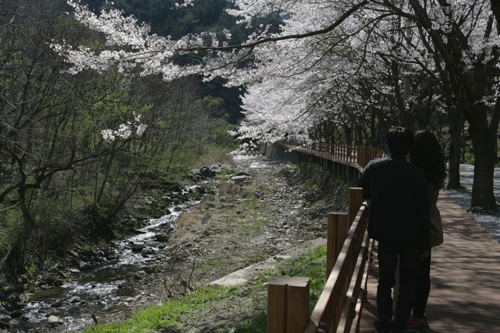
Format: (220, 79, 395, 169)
(1, 154, 350, 332)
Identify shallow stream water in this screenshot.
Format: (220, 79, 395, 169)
(9, 186, 201, 332)
(8, 154, 273, 332)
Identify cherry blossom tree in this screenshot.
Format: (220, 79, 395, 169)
(52, 0, 500, 208)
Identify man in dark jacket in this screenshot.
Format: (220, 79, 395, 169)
(357, 127, 431, 333)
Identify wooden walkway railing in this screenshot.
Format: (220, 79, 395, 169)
(266, 141, 500, 332)
(267, 188, 373, 333)
(282, 140, 384, 171)
(267, 142, 385, 333)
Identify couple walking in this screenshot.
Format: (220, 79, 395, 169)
(357, 127, 446, 333)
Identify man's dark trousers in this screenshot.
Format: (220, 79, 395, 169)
(375, 240, 420, 333)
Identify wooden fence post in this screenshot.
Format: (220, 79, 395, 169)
(348, 187, 364, 226)
(267, 276, 310, 333)
(327, 212, 349, 278)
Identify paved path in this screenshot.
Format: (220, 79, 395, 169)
(359, 191, 500, 332)
(458, 164, 500, 199)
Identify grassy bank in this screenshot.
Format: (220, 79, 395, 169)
(85, 245, 327, 333)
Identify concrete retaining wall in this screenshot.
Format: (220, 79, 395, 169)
(258, 142, 299, 165)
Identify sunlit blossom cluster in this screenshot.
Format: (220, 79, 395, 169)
(100, 113, 148, 143)
(53, 0, 500, 148)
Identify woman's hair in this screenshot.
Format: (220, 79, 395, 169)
(409, 130, 447, 186)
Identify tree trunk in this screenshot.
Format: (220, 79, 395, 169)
(469, 127, 497, 208)
(447, 111, 464, 189)
(4, 189, 35, 276)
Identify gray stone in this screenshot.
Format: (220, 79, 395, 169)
(68, 296, 81, 303)
(50, 300, 63, 308)
(231, 175, 250, 182)
(155, 234, 170, 242)
(131, 271, 148, 281)
(46, 309, 61, 317)
(131, 244, 145, 253)
(199, 166, 211, 177)
(143, 266, 157, 274)
(79, 261, 92, 270)
(142, 247, 155, 255)
(49, 267, 68, 279)
(0, 314, 10, 329)
(48, 315, 64, 326)
(68, 250, 80, 260)
(9, 309, 23, 318)
(79, 249, 98, 257)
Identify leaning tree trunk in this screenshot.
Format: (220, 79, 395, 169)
(4, 188, 35, 276)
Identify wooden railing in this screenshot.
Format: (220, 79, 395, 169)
(282, 140, 384, 171)
(266, 140, 385, 332)
(267, 188, 373, 333)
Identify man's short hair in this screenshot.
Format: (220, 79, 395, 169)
(386, 126, 414, 156)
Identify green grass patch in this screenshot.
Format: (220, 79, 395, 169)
(278, 245, 327, 305)
(84, 245, 327, 333)
(85, 285, 239, 333)
(235, 245, 328, 333)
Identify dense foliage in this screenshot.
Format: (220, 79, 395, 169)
(0, 0, 238, 278)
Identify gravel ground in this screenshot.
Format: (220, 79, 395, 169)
(445, 174, 500, 244)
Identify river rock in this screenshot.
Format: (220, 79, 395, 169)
(48, 315, 63, 326)
(68, 250, 80, 261)
(191, 168, 201, 176)
(209, 164, 223, 175)
(199, 166, 211, 177)
(50, 300, 63, 308)
(9, 309, 23, 318)
(231, 175, 250, 182)
(46, 309, 61, 317)
(0, 305, 8, 315)
(79, 261, 92, 270)
(142, 247, 154, 255)
(79, 249, 97, 257)
(0, 314, 10, 329)
(155, 234, 170, 242)
(131, 244, 145, 253)
(143, 266, 157, 274)
(131, 271, 148, 281)
(68, 296, 81, 303)
(49, 267, 68, 279)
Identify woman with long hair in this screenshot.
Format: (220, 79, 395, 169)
(407, 130, 447, 333)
